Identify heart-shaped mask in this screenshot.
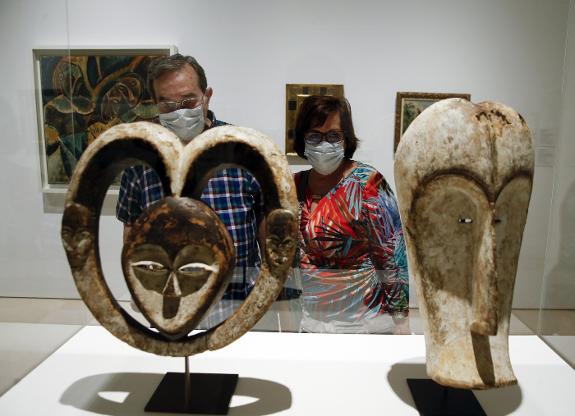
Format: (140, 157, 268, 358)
(61, 122, 298, 356)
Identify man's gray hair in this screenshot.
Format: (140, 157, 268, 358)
(147, 53, 208, 99)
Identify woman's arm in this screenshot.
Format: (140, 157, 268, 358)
(363, 171, 410, 319)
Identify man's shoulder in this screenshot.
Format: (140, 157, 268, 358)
(207, 110, 229, 128)
(213, 119, 229, 127)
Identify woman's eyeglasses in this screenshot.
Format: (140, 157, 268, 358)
(304, 130, 344, 145)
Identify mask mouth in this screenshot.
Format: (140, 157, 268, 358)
(162, 296, 180, 319)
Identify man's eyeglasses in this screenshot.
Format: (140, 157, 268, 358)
(304, 130, 344, 145)
(158, 96, 204, 114)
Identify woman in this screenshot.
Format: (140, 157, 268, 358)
(293, 95, 409, 333)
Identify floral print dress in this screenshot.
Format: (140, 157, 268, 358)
(295, 162, 408, 332)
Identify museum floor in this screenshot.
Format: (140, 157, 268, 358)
(1, 297, 574, 397)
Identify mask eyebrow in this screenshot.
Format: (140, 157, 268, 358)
(178, 262, 218, 273)
(419, 169, 492, 201)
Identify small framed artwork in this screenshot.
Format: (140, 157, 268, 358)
(394, 92, 471, 152)
(33, 46, 177, 192)
(285, 84, 344, 156)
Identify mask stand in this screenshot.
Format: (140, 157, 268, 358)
(145, 356, 239, 414)
(407, 378, 486, 416)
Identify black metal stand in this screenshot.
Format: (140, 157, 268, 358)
(145, 357, 238, 414)
(407, 379, 486, 416)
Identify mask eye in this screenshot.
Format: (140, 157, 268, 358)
(132, 260, 166, 273)
(458, 217, 473, 224)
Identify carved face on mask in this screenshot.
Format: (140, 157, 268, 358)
(61, 203, 95, 270)
(122, 197, 234, 340)
(395, 98, 534, 389)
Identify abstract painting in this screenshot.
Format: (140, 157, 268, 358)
(33, 47, 175, 189)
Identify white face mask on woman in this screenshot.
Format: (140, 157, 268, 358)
(158, 105, 205, 142)
(304, 140, 345, 175)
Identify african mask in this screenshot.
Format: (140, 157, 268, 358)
(394, 99, 534, 389)
(122, 197, 235, 340)
(61, 122, 297, 356)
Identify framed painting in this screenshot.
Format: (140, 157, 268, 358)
(394, 92, 471, 152)
(33, 46, 177, 191)
(285, 84, 344, 156)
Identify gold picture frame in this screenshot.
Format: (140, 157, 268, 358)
(285, 84, 344, 156)
(394, 91, 471, 152)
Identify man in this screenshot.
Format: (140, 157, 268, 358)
(116, 54, 263, 327)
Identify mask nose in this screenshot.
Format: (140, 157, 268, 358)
(162, 272, 182, 298)
(162, 272, 182, 319)
(470, 212, 498, 336)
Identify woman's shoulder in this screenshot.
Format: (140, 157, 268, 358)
(351, 161, 393, 194)
(350, 161, 383, 181)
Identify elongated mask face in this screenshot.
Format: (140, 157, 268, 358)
(395, 98, 534, 389)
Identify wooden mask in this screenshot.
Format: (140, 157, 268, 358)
(62, 122, 297, 356)
(395, 99, 534, 388)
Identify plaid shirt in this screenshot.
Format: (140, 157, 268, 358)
(116, 112, 263, 327)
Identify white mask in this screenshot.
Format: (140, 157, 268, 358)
(395, 98, 534, 388)
(304, 140, 345, 175)
(159, 106, 205, 142)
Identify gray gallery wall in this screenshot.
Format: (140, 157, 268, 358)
(0, 0, 573, 309)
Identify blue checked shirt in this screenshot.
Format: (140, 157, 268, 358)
(116, 112, 264, 327)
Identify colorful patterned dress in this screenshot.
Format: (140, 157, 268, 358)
(295, 162, 408, 333)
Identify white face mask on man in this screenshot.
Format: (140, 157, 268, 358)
(304, 140, 345, 175)
(158, 105, 205, 142)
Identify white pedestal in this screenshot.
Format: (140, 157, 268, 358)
(0, 327, 573, 415)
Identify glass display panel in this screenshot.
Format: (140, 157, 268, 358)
(1, 0, 573, 401)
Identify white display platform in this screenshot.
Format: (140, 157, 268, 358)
(0, 326, 574, 415)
